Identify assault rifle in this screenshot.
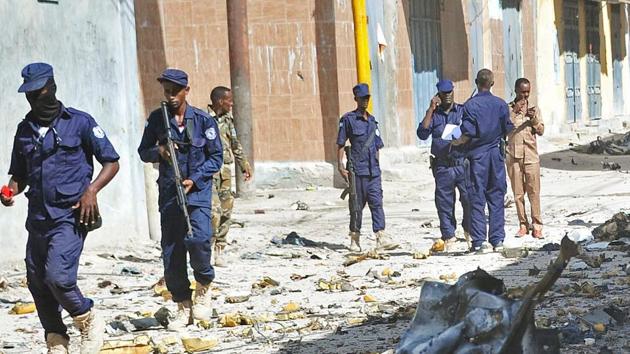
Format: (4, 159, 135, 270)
(339, 146, 360, 232)
(161, 101, 193, 238)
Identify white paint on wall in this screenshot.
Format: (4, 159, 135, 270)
(488, 0, 503, 20)
(0, 0, 149, 262)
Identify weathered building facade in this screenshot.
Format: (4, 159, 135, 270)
(537, 0, 630, 133)
(134, 0, 630, 157)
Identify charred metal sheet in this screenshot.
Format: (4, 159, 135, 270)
(397, 236, 579, 354)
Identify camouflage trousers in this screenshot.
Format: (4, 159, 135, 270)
(212, 165, 234, 246)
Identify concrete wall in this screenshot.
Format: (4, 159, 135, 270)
(0, 0, 149, 261)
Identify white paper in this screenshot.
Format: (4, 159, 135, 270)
(441, 124, 462, 141)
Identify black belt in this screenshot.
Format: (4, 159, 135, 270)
(435, 157, 465, 168)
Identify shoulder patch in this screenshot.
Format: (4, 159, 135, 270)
(92, 126, 105, 139)
(375, 128, 380, 137)
(205, 127, 217, 140)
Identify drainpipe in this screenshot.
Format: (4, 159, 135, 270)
(227, 0, 254, 197)
(352, 0, 373, 112)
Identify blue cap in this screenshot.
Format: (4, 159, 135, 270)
(157, 68, 188, 87)
(352, 83, 370, 97)
(18, 62, 54, 93)
(436, 79, 454, 93)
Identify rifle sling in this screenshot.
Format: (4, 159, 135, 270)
(346, 124, 378, 168)
(361, 125, 378, 155)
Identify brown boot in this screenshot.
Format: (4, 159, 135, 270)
(515, 225, 528, 238)
(348, 231, 361, 252)
(72, 310, 104, 354)
(167, 300, 193, 330)
(214, 243, 226, 268)
(375, 230, 399, 251)
(192, 283, 213, 321)
(46, 333, 69, 354)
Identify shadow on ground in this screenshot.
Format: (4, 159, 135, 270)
(276, 305, 414, 354)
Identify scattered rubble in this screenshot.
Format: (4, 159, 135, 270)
(100, 335, 152, 354)
(593, 212, 630, 241)
(9, 302, 35, 315)
(398, 236, 579, 354)
(291, 201, 310, 211)
(574, 133, 630, 155)
(412, 250, 431, 260)
(271, 231, 318, 247)
(343, 250, 389, 266)
(602, 161, 621, 170)
(181, 337, 218, 352)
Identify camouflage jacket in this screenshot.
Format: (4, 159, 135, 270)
(208, 107, 249, 170)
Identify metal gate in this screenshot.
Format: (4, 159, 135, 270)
(585, 1, 601, 120)
(409, 0, 442, 145)
(611, 4, 624, 115)
(563, 0, 581, 123)
(502, 0, 523, 101)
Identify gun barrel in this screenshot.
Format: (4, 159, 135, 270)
(344, 145, 360, 231)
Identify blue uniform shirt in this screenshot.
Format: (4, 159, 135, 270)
(336, 110, 385, 177)
(9, 104, 120, 221)
(460, 91, 514, 155)
(138, 104, 223, 212)
(417, 103, 466, 160)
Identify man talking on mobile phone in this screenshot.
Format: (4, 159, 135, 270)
(417, 79, 471, 252)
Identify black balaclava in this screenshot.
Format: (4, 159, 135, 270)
(26, 78, 61, 124)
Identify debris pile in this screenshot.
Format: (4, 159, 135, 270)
(575, 133, 630, 155)
(397, 236, 579, 354)
(592, 212, 630, 241)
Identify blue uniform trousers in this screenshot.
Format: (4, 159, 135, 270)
(467, 147, 507, 247)
(160, 205, 214, 302)
(433, 162, 471, 239)
(25, 212, 92, 339)
(350, 175, 385, 233)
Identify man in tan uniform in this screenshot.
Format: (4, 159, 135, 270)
(506, 78, 544, 239)
(208, 86, 252, 266)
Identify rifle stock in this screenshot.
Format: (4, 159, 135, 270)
(160, 101, 194, 238)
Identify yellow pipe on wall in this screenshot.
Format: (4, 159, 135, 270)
(351, 0, 373, 112)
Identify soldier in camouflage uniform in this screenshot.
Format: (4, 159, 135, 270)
(208, 86, 252, 266)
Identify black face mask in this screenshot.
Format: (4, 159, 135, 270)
(26, 82, 60, 123)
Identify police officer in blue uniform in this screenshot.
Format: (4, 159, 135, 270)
(1, 63, 120, 353)
(417, 80, 471, 251)
(138, 69, 222, 329)
(452, 69, 514, 253)
(337, 83, 398, 252)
